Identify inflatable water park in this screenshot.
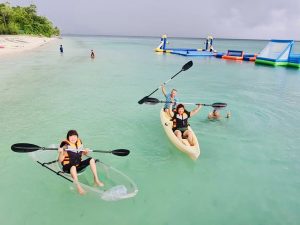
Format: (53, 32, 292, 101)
(155, 35, 217, 56)
(215, 50, 257, 61)
(155, 35, 300, 68)
(216, 41, 300, 68)
(255, 40, 300, 68)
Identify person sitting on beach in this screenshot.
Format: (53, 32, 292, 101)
(60, 45, 63, 53)
(161, 84, 178, 116)
(208, 109, 231, 120)
(91, 50, 95, 58)
(170, 104, 202, 146)
(58, 130, 104, 195)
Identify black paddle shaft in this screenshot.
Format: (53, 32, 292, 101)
(11, 143, 130, 156)
(143, 98, 227, 108)
(146, 69, 183, 97)
(138, 61, 193, 104)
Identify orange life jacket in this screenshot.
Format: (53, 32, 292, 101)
(60, 139, 83, 166)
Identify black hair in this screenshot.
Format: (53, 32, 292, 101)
(176, 104, 185, 112)
(66, 130, 79, 141)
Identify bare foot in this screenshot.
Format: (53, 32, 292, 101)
(77, 185, 86, 195)
(94, 179, 104, 187)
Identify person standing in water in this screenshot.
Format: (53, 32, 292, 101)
(58, 130, 104, 195)
(208, 109, 231, 120)
(91, 50, 95, 58)
(59, 45, 63, 53)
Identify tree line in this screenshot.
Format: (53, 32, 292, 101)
(0, 3, 60, 37)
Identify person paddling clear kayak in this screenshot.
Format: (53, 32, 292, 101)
(58, 130, 104, 195)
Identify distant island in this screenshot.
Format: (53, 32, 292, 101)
(0, 3, 59, 37)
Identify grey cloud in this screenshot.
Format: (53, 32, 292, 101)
(6, 0, 300, 39)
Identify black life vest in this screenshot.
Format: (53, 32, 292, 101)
(172, 110, 190, 129)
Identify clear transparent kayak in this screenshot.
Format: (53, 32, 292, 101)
(29, 149, 138, 201)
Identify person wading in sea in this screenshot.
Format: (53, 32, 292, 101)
(90, 50, 95, 58)
(208, 109, 231, 120)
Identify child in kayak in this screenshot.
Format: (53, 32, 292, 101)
(170, 103, 202, 146)
(161, 84, 178, 116)
(58, 130, 104, 195)
(208, 109, 231, 120)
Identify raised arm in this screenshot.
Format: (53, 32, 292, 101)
(190, 104, 202, 117)
(161, 84, 167, 97)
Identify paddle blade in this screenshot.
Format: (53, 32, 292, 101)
(212, 103, 227, 108)
(143, 97, 160, 105)
(11, 143, 41, 153)
(182, 60, 193, 71)
(138, 96, 148, 104)
(111, 149, 130, 156)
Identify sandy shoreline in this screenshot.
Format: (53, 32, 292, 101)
(0, 35, 57, 56)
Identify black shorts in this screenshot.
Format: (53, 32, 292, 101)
(62, 158, 92, 173)
(172, 127, 188, 135)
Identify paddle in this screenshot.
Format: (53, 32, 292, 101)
(138, 61, 193, 104)
(143, 97, 227, 108)
(11, 143, 130, 156)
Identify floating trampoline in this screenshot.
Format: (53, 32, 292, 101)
(222, 50, 244, 60)
(243, 54, 258, 61)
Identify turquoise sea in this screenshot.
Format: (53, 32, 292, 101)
(0, 36, 300, 225)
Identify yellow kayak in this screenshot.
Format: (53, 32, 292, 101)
(160, 108, 200, 160)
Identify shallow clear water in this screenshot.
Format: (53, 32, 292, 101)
(0, 36, 300, 225)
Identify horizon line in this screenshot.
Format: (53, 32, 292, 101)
(60, 33, 300, 42)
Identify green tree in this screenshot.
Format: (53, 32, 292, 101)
(0, 3, 60, 36)
(0, 3, 13, 32)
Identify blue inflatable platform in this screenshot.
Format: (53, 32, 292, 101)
(171, 50, 215, 57)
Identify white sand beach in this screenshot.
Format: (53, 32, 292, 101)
(0, 35, 57, 56)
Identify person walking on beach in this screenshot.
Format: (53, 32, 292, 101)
(60, 45, 63, 53)
(58, 130, 104, 195)
(170, 103, 202, 146)
(208, 109, 231, 120)
(161, 84, 178, 116)
(91, 50, 95, 58)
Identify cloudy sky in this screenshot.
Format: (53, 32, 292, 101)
(6, 0, 300, 40)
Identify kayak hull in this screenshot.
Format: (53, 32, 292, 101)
(160, 108, 200, 160)
(30, 150, 138, 201)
